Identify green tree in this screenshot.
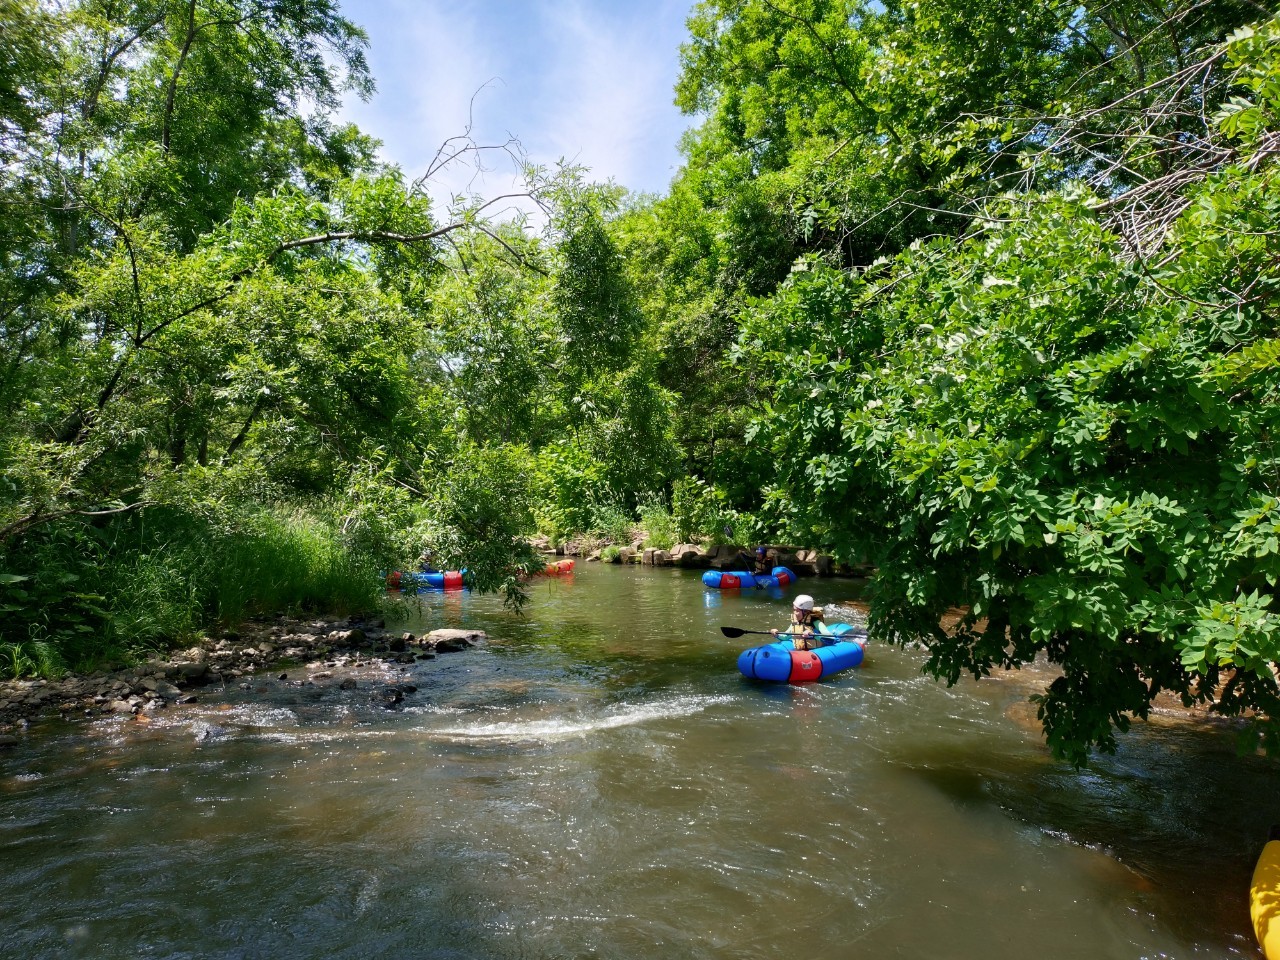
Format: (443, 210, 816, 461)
(732, 13, 1280, 762)
(2, 3, 656, 666)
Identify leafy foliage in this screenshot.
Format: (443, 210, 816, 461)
(737, 159, 1280, 762)
(420, 444, 543, 609)
(636, 0, 1280, 762)
(637, 493, 678, 550)
(0, 1, 682, 674)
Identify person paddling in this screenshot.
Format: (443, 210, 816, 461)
(752, 546, 771, 575)
(771, 594, 833, 651)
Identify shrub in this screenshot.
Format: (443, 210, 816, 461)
(637, 493, 677, 549)
(532, 441, 605, 538)
(591, 497, 635, 544)
(672, 477, 726, 543)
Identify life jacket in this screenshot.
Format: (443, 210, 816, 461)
(788, 612, 830, 650)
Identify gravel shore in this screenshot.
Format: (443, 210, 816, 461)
(0, 614, 487, 745)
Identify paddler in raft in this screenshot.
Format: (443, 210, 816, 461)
(751, 545, 770, 575)
(770, 594, 833, 651)
(730, 545, 772, 576)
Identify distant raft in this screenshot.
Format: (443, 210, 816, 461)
(702, 566, 797, 590)
(1253, 832, 1280, 960)
(386, 570, 467, 590)
(736, 622, 867, 684)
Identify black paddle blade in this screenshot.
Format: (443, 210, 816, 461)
(721, 626, 771, 638)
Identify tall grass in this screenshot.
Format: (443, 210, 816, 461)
(108, 509, 383, 638)
(207, 511, 382, 625)
(1, 505, 387, 678)
(0, 640, 63, 681)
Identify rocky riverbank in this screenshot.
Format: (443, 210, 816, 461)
(0, 614, 487, 745)
(546, 536, 874, 578)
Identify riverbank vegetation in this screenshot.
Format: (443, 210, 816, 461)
(3, 0, 1280, 764)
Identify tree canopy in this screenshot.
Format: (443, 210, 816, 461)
(664, 0, 1280, 763)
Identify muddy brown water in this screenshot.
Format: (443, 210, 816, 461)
(0, 561, 1274, 959)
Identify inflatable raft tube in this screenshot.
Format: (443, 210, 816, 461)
(1253, 830, 1280, 960)
(703, 566, 796, 590)
(737, 622, 867, 684)
(386, 570, 467, 590)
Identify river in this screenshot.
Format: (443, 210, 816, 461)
(0, 561, 1273, 959)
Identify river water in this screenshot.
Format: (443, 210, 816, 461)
(1, 562, 1274, 959)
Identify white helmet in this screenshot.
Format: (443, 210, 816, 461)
(793, 594, 814, 611)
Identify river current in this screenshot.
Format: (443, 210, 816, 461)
(0, 561, 1274, 959)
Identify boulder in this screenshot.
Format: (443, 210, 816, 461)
(426, 628, 487, 653)
(709, 544, 749, 570)
(192, 722, 230, 743)
(671, 545, 709, 568)
(177, 662, 210, 684)
(774, 552, 816, 576)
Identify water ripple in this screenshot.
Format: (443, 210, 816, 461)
(427, 694, 736, 743)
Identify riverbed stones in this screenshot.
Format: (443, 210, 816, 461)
(138, 676, 177, 695)
(706, 544, 745, 570)
(0, 603, 485, 734)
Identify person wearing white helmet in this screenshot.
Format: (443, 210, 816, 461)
(770, 593, 833, 651)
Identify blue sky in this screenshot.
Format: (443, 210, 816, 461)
(336, 1, 697, 202)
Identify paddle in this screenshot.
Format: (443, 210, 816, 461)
(721, 625, 867, 642)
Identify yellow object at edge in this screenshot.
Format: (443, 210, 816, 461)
(1252, 840, 1280, 960)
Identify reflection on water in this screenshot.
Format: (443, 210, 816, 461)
(0, 561, 1274, 959)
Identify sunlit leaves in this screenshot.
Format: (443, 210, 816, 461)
(735, 154, 1280, 760)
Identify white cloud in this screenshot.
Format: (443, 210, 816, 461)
(338, 1, 692, 210)
(342, 1, 515, 201)
(532, 1, 684, 193)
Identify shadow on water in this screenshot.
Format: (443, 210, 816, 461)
(896, 714, 1279, 952)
